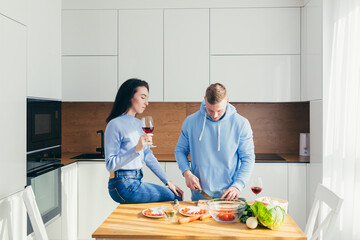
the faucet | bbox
[96,130,104,158]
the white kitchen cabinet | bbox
[164,9,209,102]
[308,100,323,218]
[0,0,27,25]
[61,163,78,240]
[45,217,62,240]
[27,0,62,100]
[141,162,166,186]
[165,162,192,201]
[0,15,26,200]
[211,55,300,102]
[62,10,118,56]
[77,162,118,240]
[0,191,27,240]
[301,0,322,101]
[62,56,118,102]
[240,163,288,202]
[210,8,300,54]
[118,9,163,102]
[288,163,307,231]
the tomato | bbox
[221,214,229,221]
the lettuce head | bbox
[251,202,286,229]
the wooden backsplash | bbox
[62,102,309,155]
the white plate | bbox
[142,208,165,218]
[179,206,207,217]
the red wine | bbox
[251,186,262,195]
[142,127,154,134]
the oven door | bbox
[27,163,62,235]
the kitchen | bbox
[0,0,359,239]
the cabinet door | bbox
[301,0,322,101]
[165,162,192,201]
[211,8,300,54]
[164,9,209,102]
[27,0,62,100]
[141,162,166,186]
[211,55,300,102]
[0,0,27,24]
[62,56,118,101]
[78,162,118,240]
[61,163,78,240]
[119,10,163,102]
[240,163,288,202]
[62,10,117,55]
[288,163,307,231]
[0,15,26,199]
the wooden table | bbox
[92,201,307,240]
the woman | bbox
[105,78,183,204]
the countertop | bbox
[92,201,307,240]
[61,152,309,166]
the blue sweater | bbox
[105,114,169,184]
[175,101,255,200]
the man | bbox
[175,83,255,201]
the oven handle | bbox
[27,163,63,178]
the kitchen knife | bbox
[194,186,212,199]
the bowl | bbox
[206,199,246,223]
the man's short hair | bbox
[205,83,227,104]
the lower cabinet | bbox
[288,163,307,231]
[56,161,306,240]
[61,163,78,240]
[77,162,118,240]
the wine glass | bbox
[141,116,156,148]
[251,177,263,200]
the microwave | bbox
[27,98,61,152]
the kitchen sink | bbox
[71,153,105,159]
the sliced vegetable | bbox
[246,217,258,229]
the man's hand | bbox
[183,170,201,191]
[221,186,240,201]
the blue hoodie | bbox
[175,100,255,200]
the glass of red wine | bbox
[251,177,263,199]
[141,116,156,148]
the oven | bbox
[26,98,62,235]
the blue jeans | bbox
[108,169,182,204]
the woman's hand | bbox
[183,170,202,191]
[135,134,153,152]
[166,181,184,200]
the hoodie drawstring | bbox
[199,112,207,141]
[218,122,221,151]
[198,112,221,151]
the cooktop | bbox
[255,153,285,161]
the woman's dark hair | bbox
[106,78,149,123]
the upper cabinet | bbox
[302,0,322,101]
[62,10,117,55]
[210,8,301,102]
[211,55,300,102]
[210,8,300,55]
[62,10,118,101]
[164,9,209,102]
[0,15,27,199]
[27,0,62,100]
[118,10,163,101]
[0,0,27,25]
[62,56,117,101]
